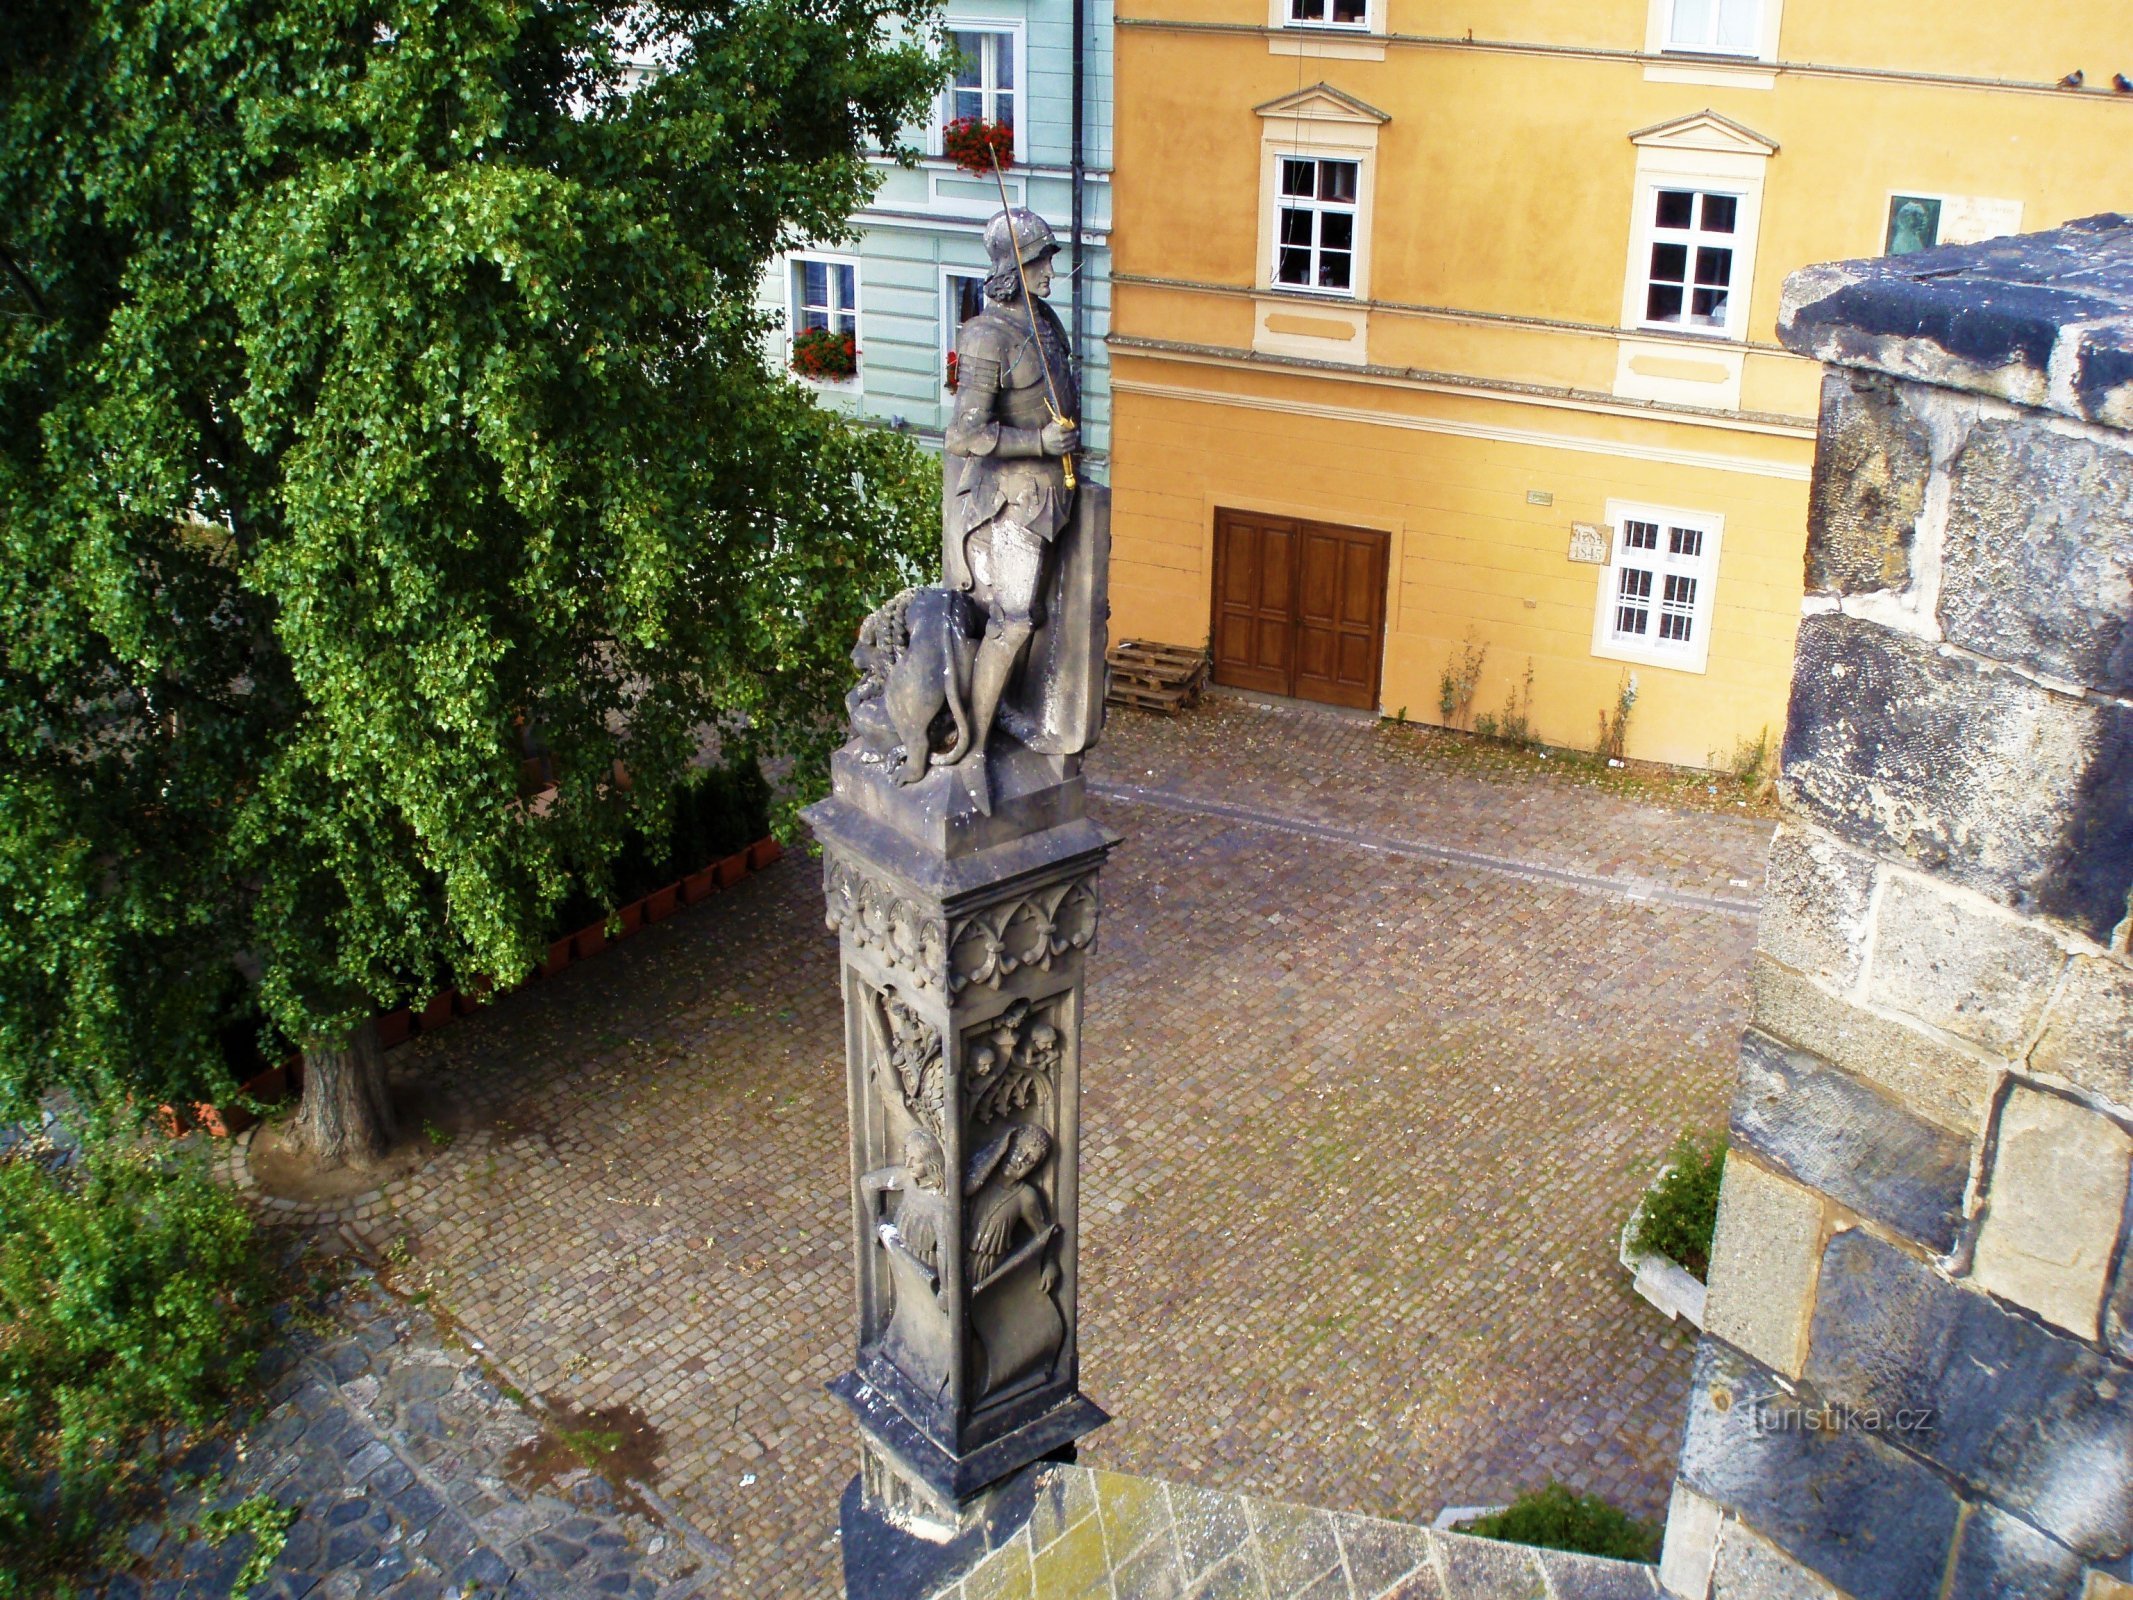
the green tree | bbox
[0,1,945,1163]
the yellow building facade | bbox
[1106,0,2133,766]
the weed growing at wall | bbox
[1595,671,1638,762]
[1438,633,1488,730]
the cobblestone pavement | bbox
[266,700,1769,1599]
[94,1241,716,1600]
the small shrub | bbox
[0,1138,274,1593]
[1630,1130,1728,1281]
[1438,632,1488,730]
[1463,1482,1659,1562]
[1498,659,1538,748]
[1595,670,1638,762]
[1721,726,1777,793]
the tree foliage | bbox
[0,0,946,1123]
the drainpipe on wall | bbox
[1070,0,1087,389]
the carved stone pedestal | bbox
[804,751,1115,1576]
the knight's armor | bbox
[944,293,1079,579]
[944,206,1077,617]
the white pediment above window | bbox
[1628,109,1777,157]
[1253,82,1392,127]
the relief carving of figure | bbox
[861,1127,954,1393]
[963,1123,1064,1400]
[862,985,946,1139]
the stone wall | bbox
[1659,216,2133,1600]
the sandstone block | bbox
[1971,1086,2132,1339]
[1947,1505,2084,1600]
[1751,956,1997,1133]
[1759,827,1877,991]
[1709,1518,1846,1600]
[1678,1337,1960,1600]
[1865,873,2067,1054]
[1657,1483,1722,1600]
[1804,370,1931,596]
[1731,1028,1973,1253]
[2031,956,2133,1109]
[1806,1229,2133,1560]
[1778,215,2133,431]
[1703,1155,1825,1379]
[1940,417,2133,694]
[1781,612,2133,945]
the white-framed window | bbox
[1664,0,1761,54]
[1273,155,1360,295]
[787,252,860,386]
[941,269,987,394]
[937,26,1021,156]
[1286,0,1368,27]
[1641,187,1742,334]
[1591,501,1723,673]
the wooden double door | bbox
[1211,510,1390,710]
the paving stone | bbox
[1729,1028,1972,1252]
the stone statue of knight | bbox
[943,208,1090,803]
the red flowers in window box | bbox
[945,349,960,391]
[943,116,1014,175]
[791,326,858,380]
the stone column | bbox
[1659,216,2133,1599]
[805,484,1117,1586]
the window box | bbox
[791,326,858,381]
[943,115,1014,176]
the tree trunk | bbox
[291,1017,396,1167]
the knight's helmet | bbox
[983,207,1060,278]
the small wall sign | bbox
[1569,521,1608,564]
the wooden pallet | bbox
[1106,639,1210,714]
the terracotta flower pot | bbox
[747,837,783,871]
[542,938,574,978]
[616,900,645,937]
[645,884,681,923]
[376,1008,415,1049]
[455,978,493,1016]
[419,991,456,1031]
[682,866,719,904]
[715,852,748,889]
[573,923,608,960]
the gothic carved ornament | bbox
[947,875,1099,995]
[824,854,948,992]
